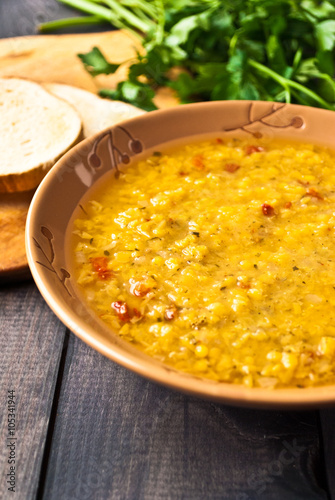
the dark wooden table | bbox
[1,2,335,499]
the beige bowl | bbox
[26,100,335,408]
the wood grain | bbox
[41,333,329,500]
[0,190,35,282]
[319,409,335,498]
[0,31,178,107]
[0,31,136,92]
[0,282,66,499]
[0,0,111,39]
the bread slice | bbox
[0,77,82,193]
[44,83,145,138]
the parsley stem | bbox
[56,0,150,38]
[284,90,291,103]
[249,59,334,110]
[288,79,334,109]
[290,88,313,107]
[121,0,158,20]
[102,0,155,33]
[57,0,113,21]
[38,15,104,32]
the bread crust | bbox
[0,77,82,193]
[0,143,82,193]
[44,82,145,138]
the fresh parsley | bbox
[40,0,335,111]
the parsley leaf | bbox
[78,47,120,76]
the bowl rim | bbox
[26,100,335,409]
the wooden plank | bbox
[0,282,66,499]
[0,0,102,38]
[41,332,329,500]
[0,30,139,97]
[0,28,177,109]
[319,409,335,500]
[0,191,35,282]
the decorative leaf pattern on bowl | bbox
[33,226,72,296]
[224,103,304,137]
[88,126,143,178]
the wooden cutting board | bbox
[0,31,178,282]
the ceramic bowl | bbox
[26,100,335,408]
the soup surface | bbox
[71,137,335,388]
